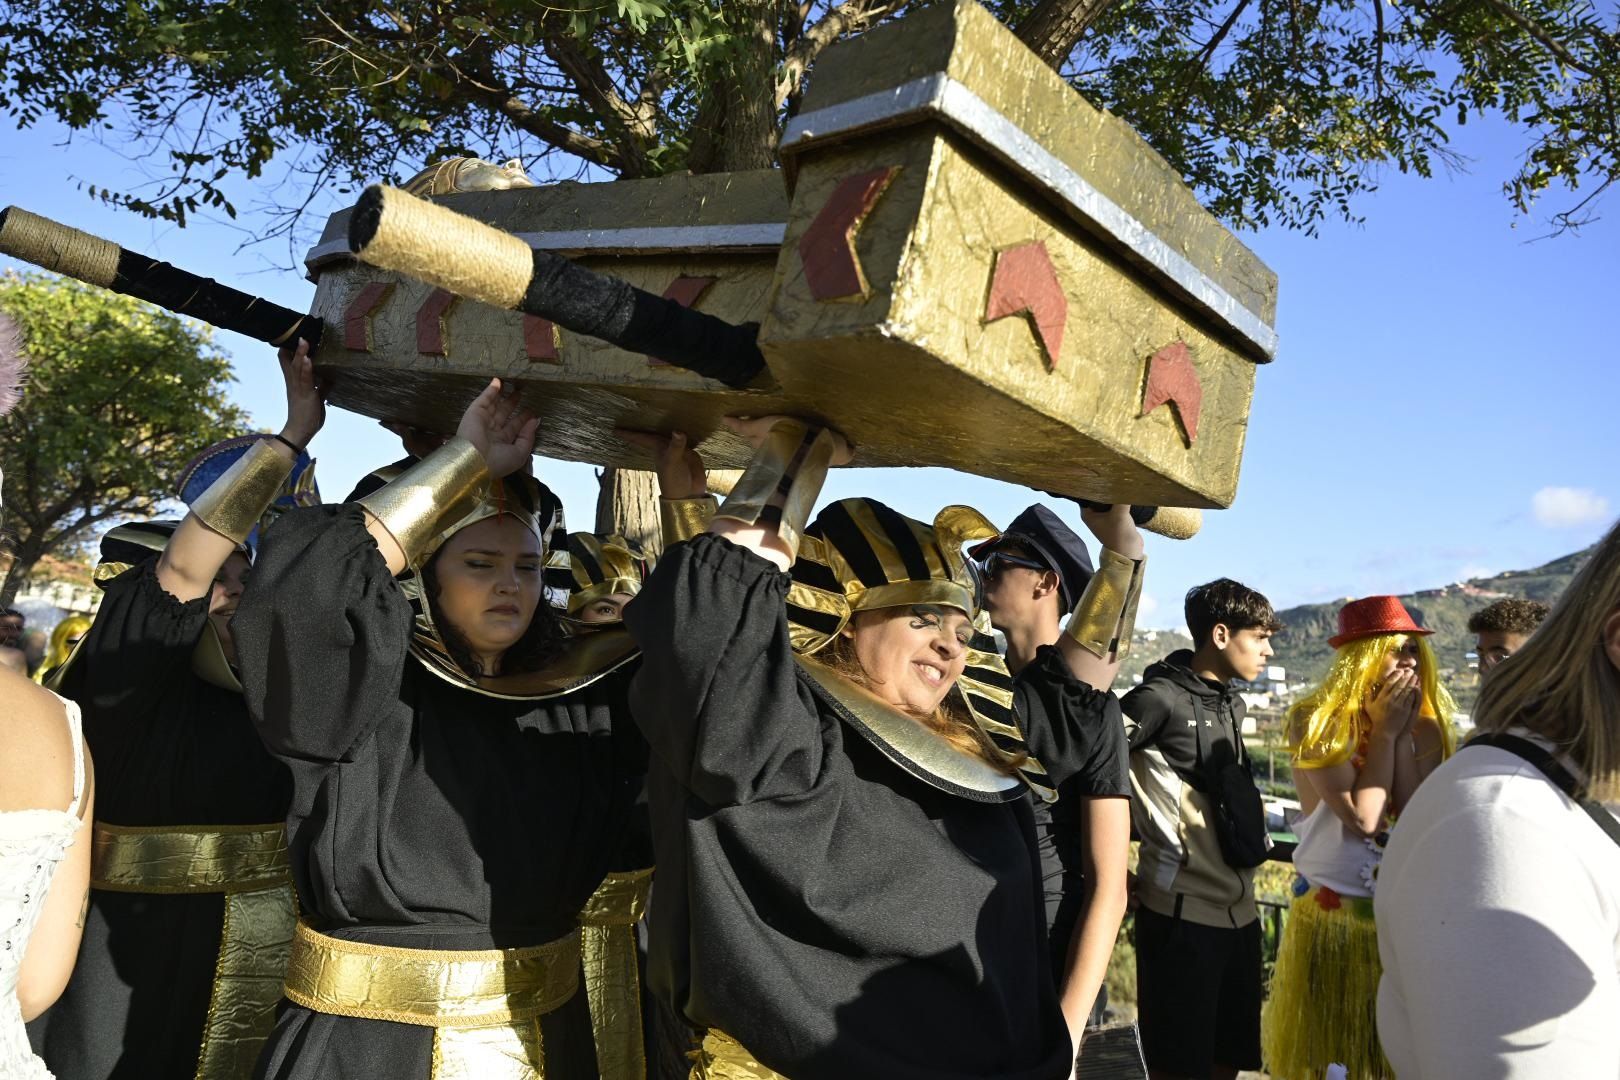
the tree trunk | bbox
[1014,0,1121,69]
[595,3,777,549]
[594,467,665,558]
[0,539,45,610]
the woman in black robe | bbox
[233,378,646,1080]
[622,417,1146,1080]
[31,344,324,1080]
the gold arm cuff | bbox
[188,438,294,545]
[660,495,719,545]
[355,436,489,568]
[91,822,290,894]
[1064,548,1146,660]
[713,420,836,559]
[283,920,580,1028]
[692,1029,788,1080]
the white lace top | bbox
[0,692,86,1080]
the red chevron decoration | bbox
[415,288,457,355]
[984,242,1066,369]
[342,282,394,352]
[648,276,717,366]
[523,315,560,362]
[1140,340,1203,445]
[798,166,901,302]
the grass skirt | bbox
[1261,886,1391,1080]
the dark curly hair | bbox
[1467,598,1550,635]
[422,550,566,678]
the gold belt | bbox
[89,822,297,1080]
[690,1029,787,1080]
[578,867,654,1080]
[284,920,583,1080]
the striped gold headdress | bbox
[786,498,1053,802]
[546,532,651,616]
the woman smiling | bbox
[623,417,1121,1080]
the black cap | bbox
[971,503,1094,611]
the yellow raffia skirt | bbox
[1261,886,1391,1080]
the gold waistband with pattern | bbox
[578,868,655,1080]
[91,821,291,894]
[283,920,581,1029]
[691,1029,788,1080]
[89,822,297,1080]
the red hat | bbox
[1329,596,1433,649]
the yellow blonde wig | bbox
[1287,633,1457,770]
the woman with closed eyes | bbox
[232,378,648,1080]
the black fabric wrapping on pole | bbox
[111,251,322,347]
[521,249,764,389]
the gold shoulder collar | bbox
[794,657,1025,804]
[410,626,639,701]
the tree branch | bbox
[456,51,623,172]
[543,35,651,175]
[1014,0,1125,70]
[777,0,912,112]
[1475,0,1606,78]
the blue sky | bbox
[2,110,1615,629]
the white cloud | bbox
[1138,593,1160,619]
[1531,486,1611,528]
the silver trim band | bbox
[780,74,1279,361]
[307,222,788,271]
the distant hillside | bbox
[1267,546,1592,706]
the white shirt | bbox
[1375,735,1620,1079]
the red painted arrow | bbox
[523,315,560,362]
[415,288,457,356]
[648,276,717,367]
[342,282,394,352]
[984,242,1067,369]
[1140,340,1203,445]
[798,166,901,302]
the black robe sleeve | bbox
[622,533,824,807]
[233,504,413,763]
[57,559,209,720]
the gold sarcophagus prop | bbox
[306,0,1277,507]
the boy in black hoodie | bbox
[1122,579,1280,1080]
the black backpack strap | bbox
[1468,733,1620,850]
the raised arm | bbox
[1297,671,1420,837]
[155,339,324,602]
[1054,503,1146,692]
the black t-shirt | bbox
[1012,644,1131,966]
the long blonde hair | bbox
[1287,633,1457,769]
[1475,518,1620,800]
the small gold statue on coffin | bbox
[303,0,1280,510]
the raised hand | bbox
[618,428,707,499]
[1078,501,1146,560]
[721,415,854,465]
[276,338,326,449]
[1368,668,1421,736]
[456,379,539,479]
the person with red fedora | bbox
[1261,596,1457,1079]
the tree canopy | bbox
[0,271,248,607]
[0,0,1614,241]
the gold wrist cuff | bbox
[356,437,489,567]
[189,438,294,544]
[713,420,836,559]
[660,495,718,545]
[1065,548,1146,659]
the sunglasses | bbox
[979,550,1049,577]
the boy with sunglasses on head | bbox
[975,503,1137,1050]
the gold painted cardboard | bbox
[305,0,1277,505]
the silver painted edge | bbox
[781,75,1279,361]
[305,222,788,271]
